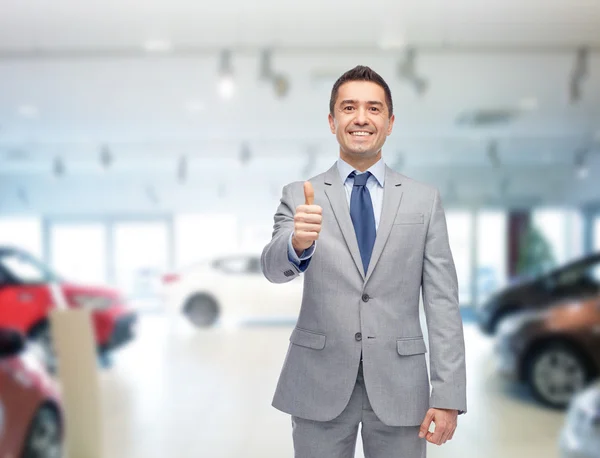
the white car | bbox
[162,253,303,327]
[559,379,600,458]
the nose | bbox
[353,107,368,125]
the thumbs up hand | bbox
[292,181,323,256]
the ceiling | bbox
[0,0,599,211]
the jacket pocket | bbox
[397,337,427,355]
[290,327,326,350]
[393,212,424,225]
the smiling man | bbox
[261,66,467,458]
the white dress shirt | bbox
[288,157,386,267]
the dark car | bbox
[477,252,600,335]
[494,295,600,409]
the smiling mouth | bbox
[349,131,373,137]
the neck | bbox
[340,150,382,172]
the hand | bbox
[418,408,458,446]
[292,181,322,256]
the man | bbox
[261,66,466,458]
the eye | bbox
[370,107,380,112]
[343,106,354,111]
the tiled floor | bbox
[99,313,566,458]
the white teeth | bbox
[350,132,371,136]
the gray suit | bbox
[261,162,467,454]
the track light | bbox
[218,49,235,99]
[569,47,589,104]
[259,48,290,98]
[574,147,590,180]
[53,157,65,177]
[177,155,187,184]
[99,144,113,170]
[487,139,501,168]
[398,47,428,97]
[239,142,251,165]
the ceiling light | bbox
[143,40,172,53]
[218,50,235,99]
[17,105,39,119]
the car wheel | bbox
[525,342,591,409]
[29,324,57,374]
[21,406,62,458]
[183,295,220,327]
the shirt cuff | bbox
[288,233,316,268]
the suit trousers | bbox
[291,361,426,458]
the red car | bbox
[0,246,137,370]
[0,327,63,457]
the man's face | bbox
[328,81,395,159]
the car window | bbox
[215,257,252,275]
[0,252,58,284]
[556,261,600,287]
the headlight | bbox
[71,295,114,310]
[497,310,543,337]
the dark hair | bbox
[329,65,393,118]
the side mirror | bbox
[0,328,26,358]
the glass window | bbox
[50,223,107,285]
[476,211,507,305]
[533,209,584,266]
[113,221,168,299]
[174,214,238,269]
[0,218,43,260]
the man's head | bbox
[328,66,395,164]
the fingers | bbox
[294,222,322,233]
[425,422,456,446]
[294,212,322,224]
[296,204,322,215]
[418,410,434,439]
[304,181,314,205]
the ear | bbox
[386,114,395,136]
[328,113,336,134]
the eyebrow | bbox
[340,100,384,107]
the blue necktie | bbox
[349,171,376,274]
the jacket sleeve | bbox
[421,188,467,414]
[261,183,314,283]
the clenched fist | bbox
[292,181,323,256]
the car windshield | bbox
[0,251,61,284]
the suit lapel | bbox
[323,163,365,280]
[364,166,404,284]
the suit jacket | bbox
[261,162,467,427]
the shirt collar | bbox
[337,156,385,187]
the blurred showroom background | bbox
[0,1,600,457]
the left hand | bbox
[418,408,458,446]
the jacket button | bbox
[355,332,362,341]
[362,294,370,302]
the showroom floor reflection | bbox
[100,313,565,458]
